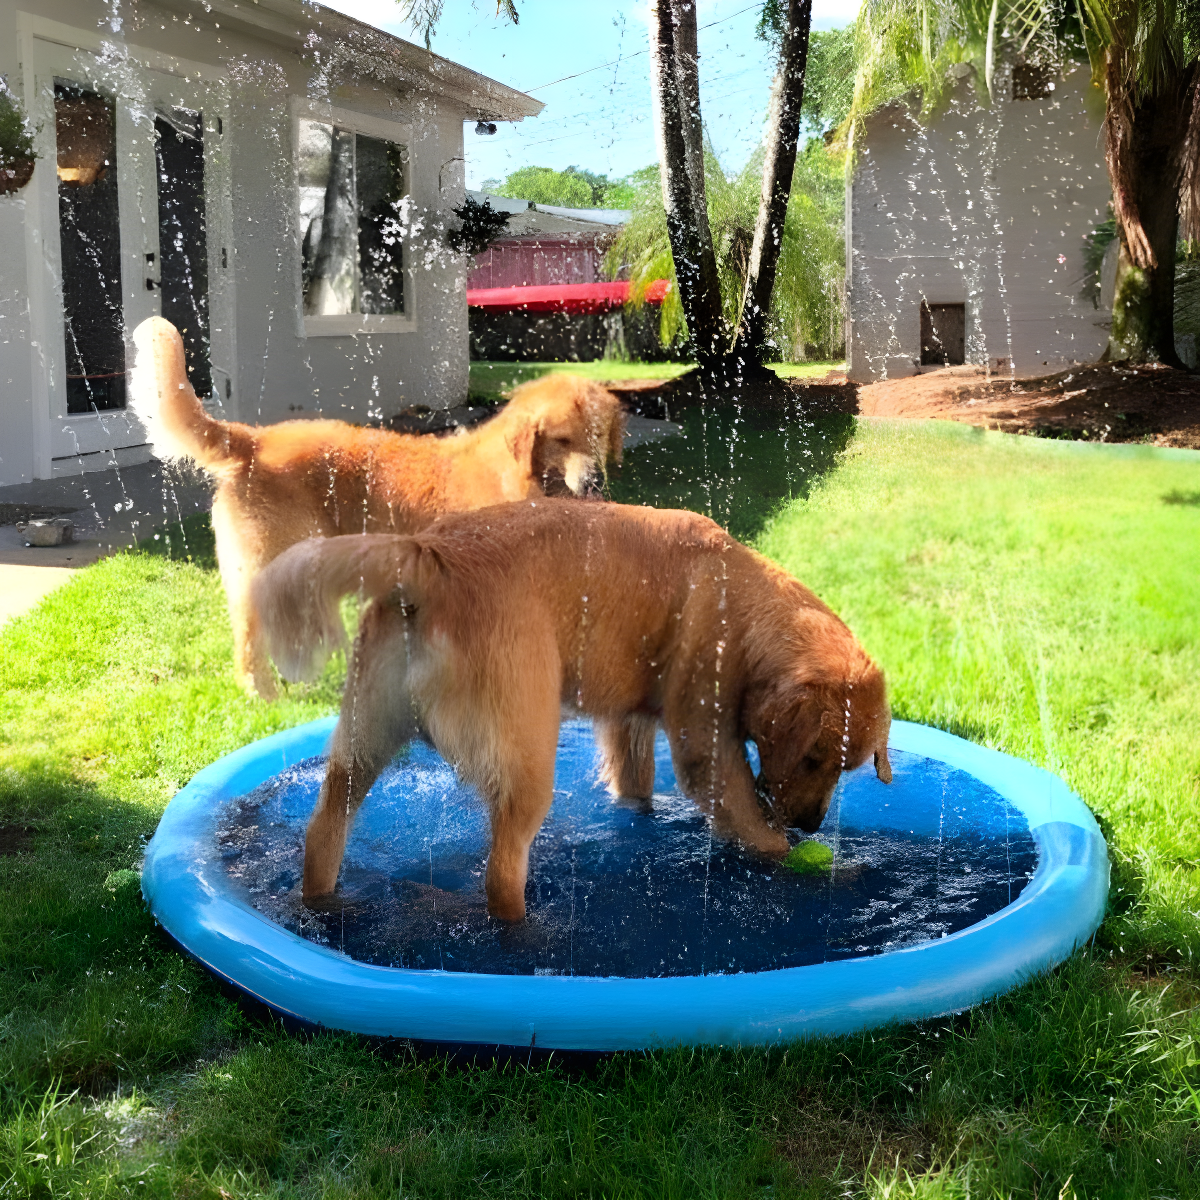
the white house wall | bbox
[0,0,478,486]
[847,62,1112,382]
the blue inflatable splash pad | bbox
[141,719,1108,1049]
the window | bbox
[55,81,125,413]
[297,116,409,328]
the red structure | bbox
[466,280,670,314]
[467,238,605,290]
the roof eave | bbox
[155,0,543,121]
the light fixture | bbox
[474,120,497,136]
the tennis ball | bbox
[783,841,833,876]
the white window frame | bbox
[292,98,415,338]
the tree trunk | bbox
[736,0,813,365]
[1105,59,1200,365]
[648,0,726,367]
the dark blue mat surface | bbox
[216,723,1037,979]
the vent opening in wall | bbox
[1012,63,1054,100]
[920,302,966,367]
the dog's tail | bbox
[251,534,426,683]
[129,317,253,471]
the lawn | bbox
[467,359,844,402]
[2,417,1199,1197]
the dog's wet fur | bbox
[130,317,625,697]
[252,500,891,921]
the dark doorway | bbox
[56,81,125,414]
[155,110,212,397]
[920,301,966,366]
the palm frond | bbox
[607,145,846,360]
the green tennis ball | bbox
[783,841,833,876]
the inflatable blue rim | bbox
[141,719,1109,1050]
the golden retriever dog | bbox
[251,500,892,921]
[129,317,625,698]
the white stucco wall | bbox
[0,0,521,485]
[847,61,1112,382]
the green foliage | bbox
[446,195,512,257]
[756,12,857,135]
[842,0,1198,139]
[488,164,632,209]
[606,144,846,361]
[0,86,36,166]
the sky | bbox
[319,0,861,189]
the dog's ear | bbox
[397,538,447,602]
[605,402,627,469]
[504,416,540,474]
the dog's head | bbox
[502,375,626,498]
[745,652,891,834]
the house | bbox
[466,192,627,290]
[464,192,666,361]
[0,0,540,487]
[846,59,1114,382]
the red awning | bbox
[466,279,670,314]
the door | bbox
[29,37,234,472]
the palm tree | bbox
[846,0,1200,366]
[402,0,818,391]
[648,0,815,383]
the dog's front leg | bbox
[303,601,420,902]
[666,712,789,859]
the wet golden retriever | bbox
[130,318,625,697]
[251,499,892,920]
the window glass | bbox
[298,119,407,317]
[55,81,125,413]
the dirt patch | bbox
[857,363,1200,447]
[775,1089,936,1183]
[470,361,1200,446]
[0,824,35,855]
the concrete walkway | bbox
[0,459,212,624]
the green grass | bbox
[467,359,844,402]
[2,418,1199,1196]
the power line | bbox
[524,2,765,93]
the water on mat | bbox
[215,722,1037,978]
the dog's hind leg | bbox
[211,495,281,700]
[595,714,657,801]
[303,601,420,902]
[473,682,561,922]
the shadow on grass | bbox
[138,508,217,570]
[0,763,242,1098]
[610,408,856,543]
[134,411,856,559]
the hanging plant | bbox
[445,195,511,257]
[0,88,37,194]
